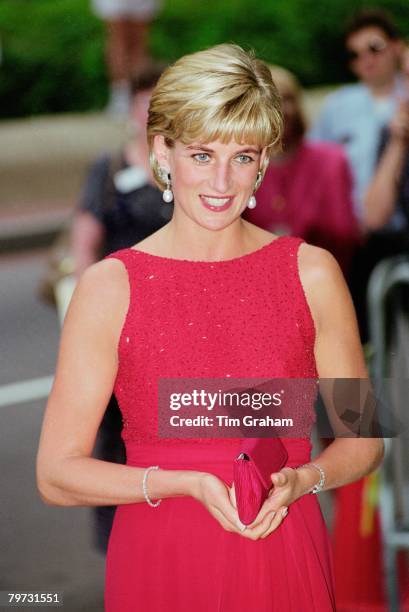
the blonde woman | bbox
[36,44,383,611]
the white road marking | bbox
[0,376,53,407]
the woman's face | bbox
[154,136,266,231]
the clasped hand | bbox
[195,467,301,540]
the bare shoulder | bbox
[296,242,354,334]
[297,242,344,286]
[63,258,130,347]
[74,257,129,301]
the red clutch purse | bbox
[233,438,288,525]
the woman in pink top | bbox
[244,66,360,274]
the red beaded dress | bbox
[104,235,335,611]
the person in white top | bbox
[310,8,405,221]
[310,8,406,343]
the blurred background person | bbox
[243,65,359,276]
[310,9,406,346]
[310,8,405,224]
[347,45,409,355]
[91,0,163,116]
[364,44,409,234]
[71,61,170,276]
[70,61,172,554]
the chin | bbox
[194,213,236,232]
[199,219,232,232]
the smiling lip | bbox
[200,195,235,212]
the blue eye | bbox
[193,153,210,163]
[236,155,253,163]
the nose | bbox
[209,161,232,194]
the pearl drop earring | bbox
[247,195,257,209]
[247,171,262,209]
[162,172,174,203]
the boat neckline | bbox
[126,235,288,265]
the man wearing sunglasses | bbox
[310,9,405,221]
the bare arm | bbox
[364,139,407,230]
[36,259,243,530]
[364,104,409,231]
[70,211,106,279]
[36,259,204,506]
[294,245,384,496]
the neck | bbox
[158,215,264,261]
[367,75,396,98]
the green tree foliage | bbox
[0,0,105,117]
[1,0,409,118]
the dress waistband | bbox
[125,439,312,469]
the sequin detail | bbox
[104,236,317,446]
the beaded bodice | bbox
[105,236,317,446]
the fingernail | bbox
[237,521,247,531]
[281,507,288,518]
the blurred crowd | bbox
[42,3,409,610]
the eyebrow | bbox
[186,144,261,154]
[347,37,388,51]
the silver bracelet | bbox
[142,465,162,507]
[297,462,326,494]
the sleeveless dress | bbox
[104,235,336,611]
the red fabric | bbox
[243,141,360,274]
[233,438,288,525]
[333,480,385,610]
[333,479,409,612]
[104,236,336,611]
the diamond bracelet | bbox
[142,465,162,507]
[297,462,326,494]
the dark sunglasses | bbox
[346,39,389,62]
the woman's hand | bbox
[192,472,248,534]
[229,467,302,541]
[229,465,317,540]
[228,482,287,540]
[268,466,307,506]
[193,465,316,540]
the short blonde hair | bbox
[147,43,283,189]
